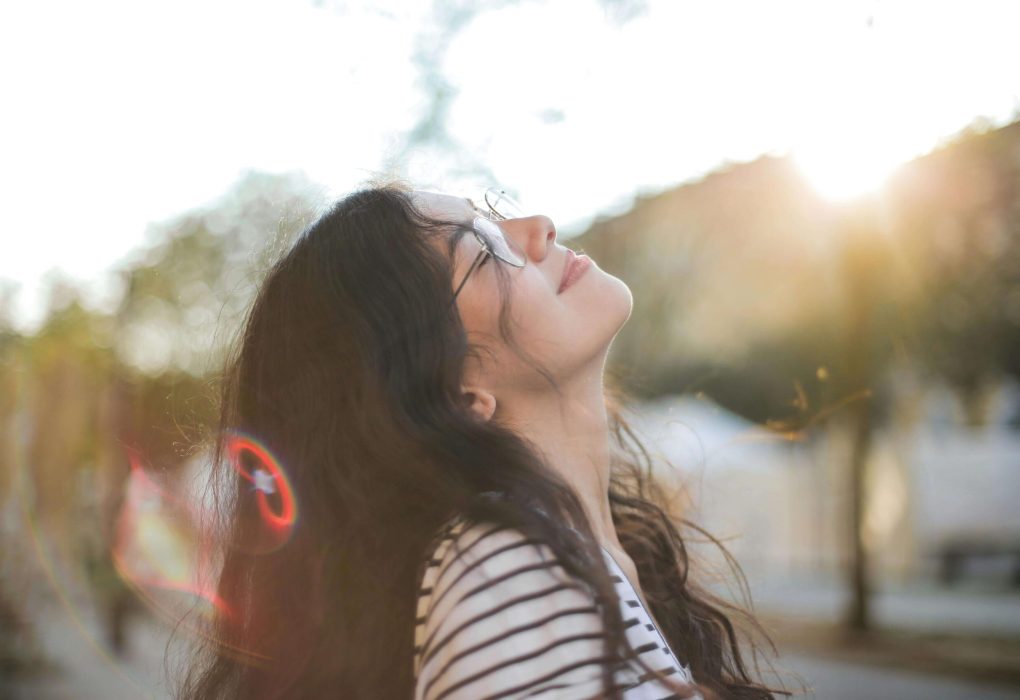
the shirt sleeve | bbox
[413,520,619,700]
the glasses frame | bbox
[483,187,526,221]
[450,190,527,302]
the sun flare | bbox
[792,140,907,202]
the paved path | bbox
[10,602,172,700]
[10,603,1020,699]
[747,574,1020,637]
[780,653,1020,700]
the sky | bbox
[2,0,1019,331]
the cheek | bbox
[458,276,549,358]
[456,280,505,340]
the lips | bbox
[557,249,578,294]
[557,249,591,294]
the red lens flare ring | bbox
[226,434,296,532]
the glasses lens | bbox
[484,188,526,221]
[474,217,525,266]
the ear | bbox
[460,385,497,422]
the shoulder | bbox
[413,517,611,700]
[414,516,598,641]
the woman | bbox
[179,184,780,699]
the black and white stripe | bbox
[413,517,699,700]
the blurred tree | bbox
[0,280,21,505]
[377,0,651,182]
[22,277,117,560]
[575,120,1020,428]
[0,170,322,663]
[0,283,38,680]
[114,170,322,378]
[574,155,868,423]
[572,117,1020,633]
[889,120,1020,425]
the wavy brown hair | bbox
[176,184,784,699]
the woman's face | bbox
[414,191,633,397]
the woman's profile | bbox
[178,184,781,699]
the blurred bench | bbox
[937,537,1020,586]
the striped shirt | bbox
[413,516,700,700]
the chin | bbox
[572,267,633,346]
[605,273,633,330]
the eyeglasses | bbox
[483,187,526,222]
[451,188,528,302]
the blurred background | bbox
[2,0,1020,698]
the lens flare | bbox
[225,431,297,546]
[109,438,295,666]
[111,450,229,620]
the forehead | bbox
[412,190,475,220]
[412,190,484,264]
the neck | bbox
[495,356,622,551]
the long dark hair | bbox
[177,184,782,699]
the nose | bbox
[504,215,557,263]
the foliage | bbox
[577,119,1020,430]
[114,170,323,377]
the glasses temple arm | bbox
[451,248,489,302]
